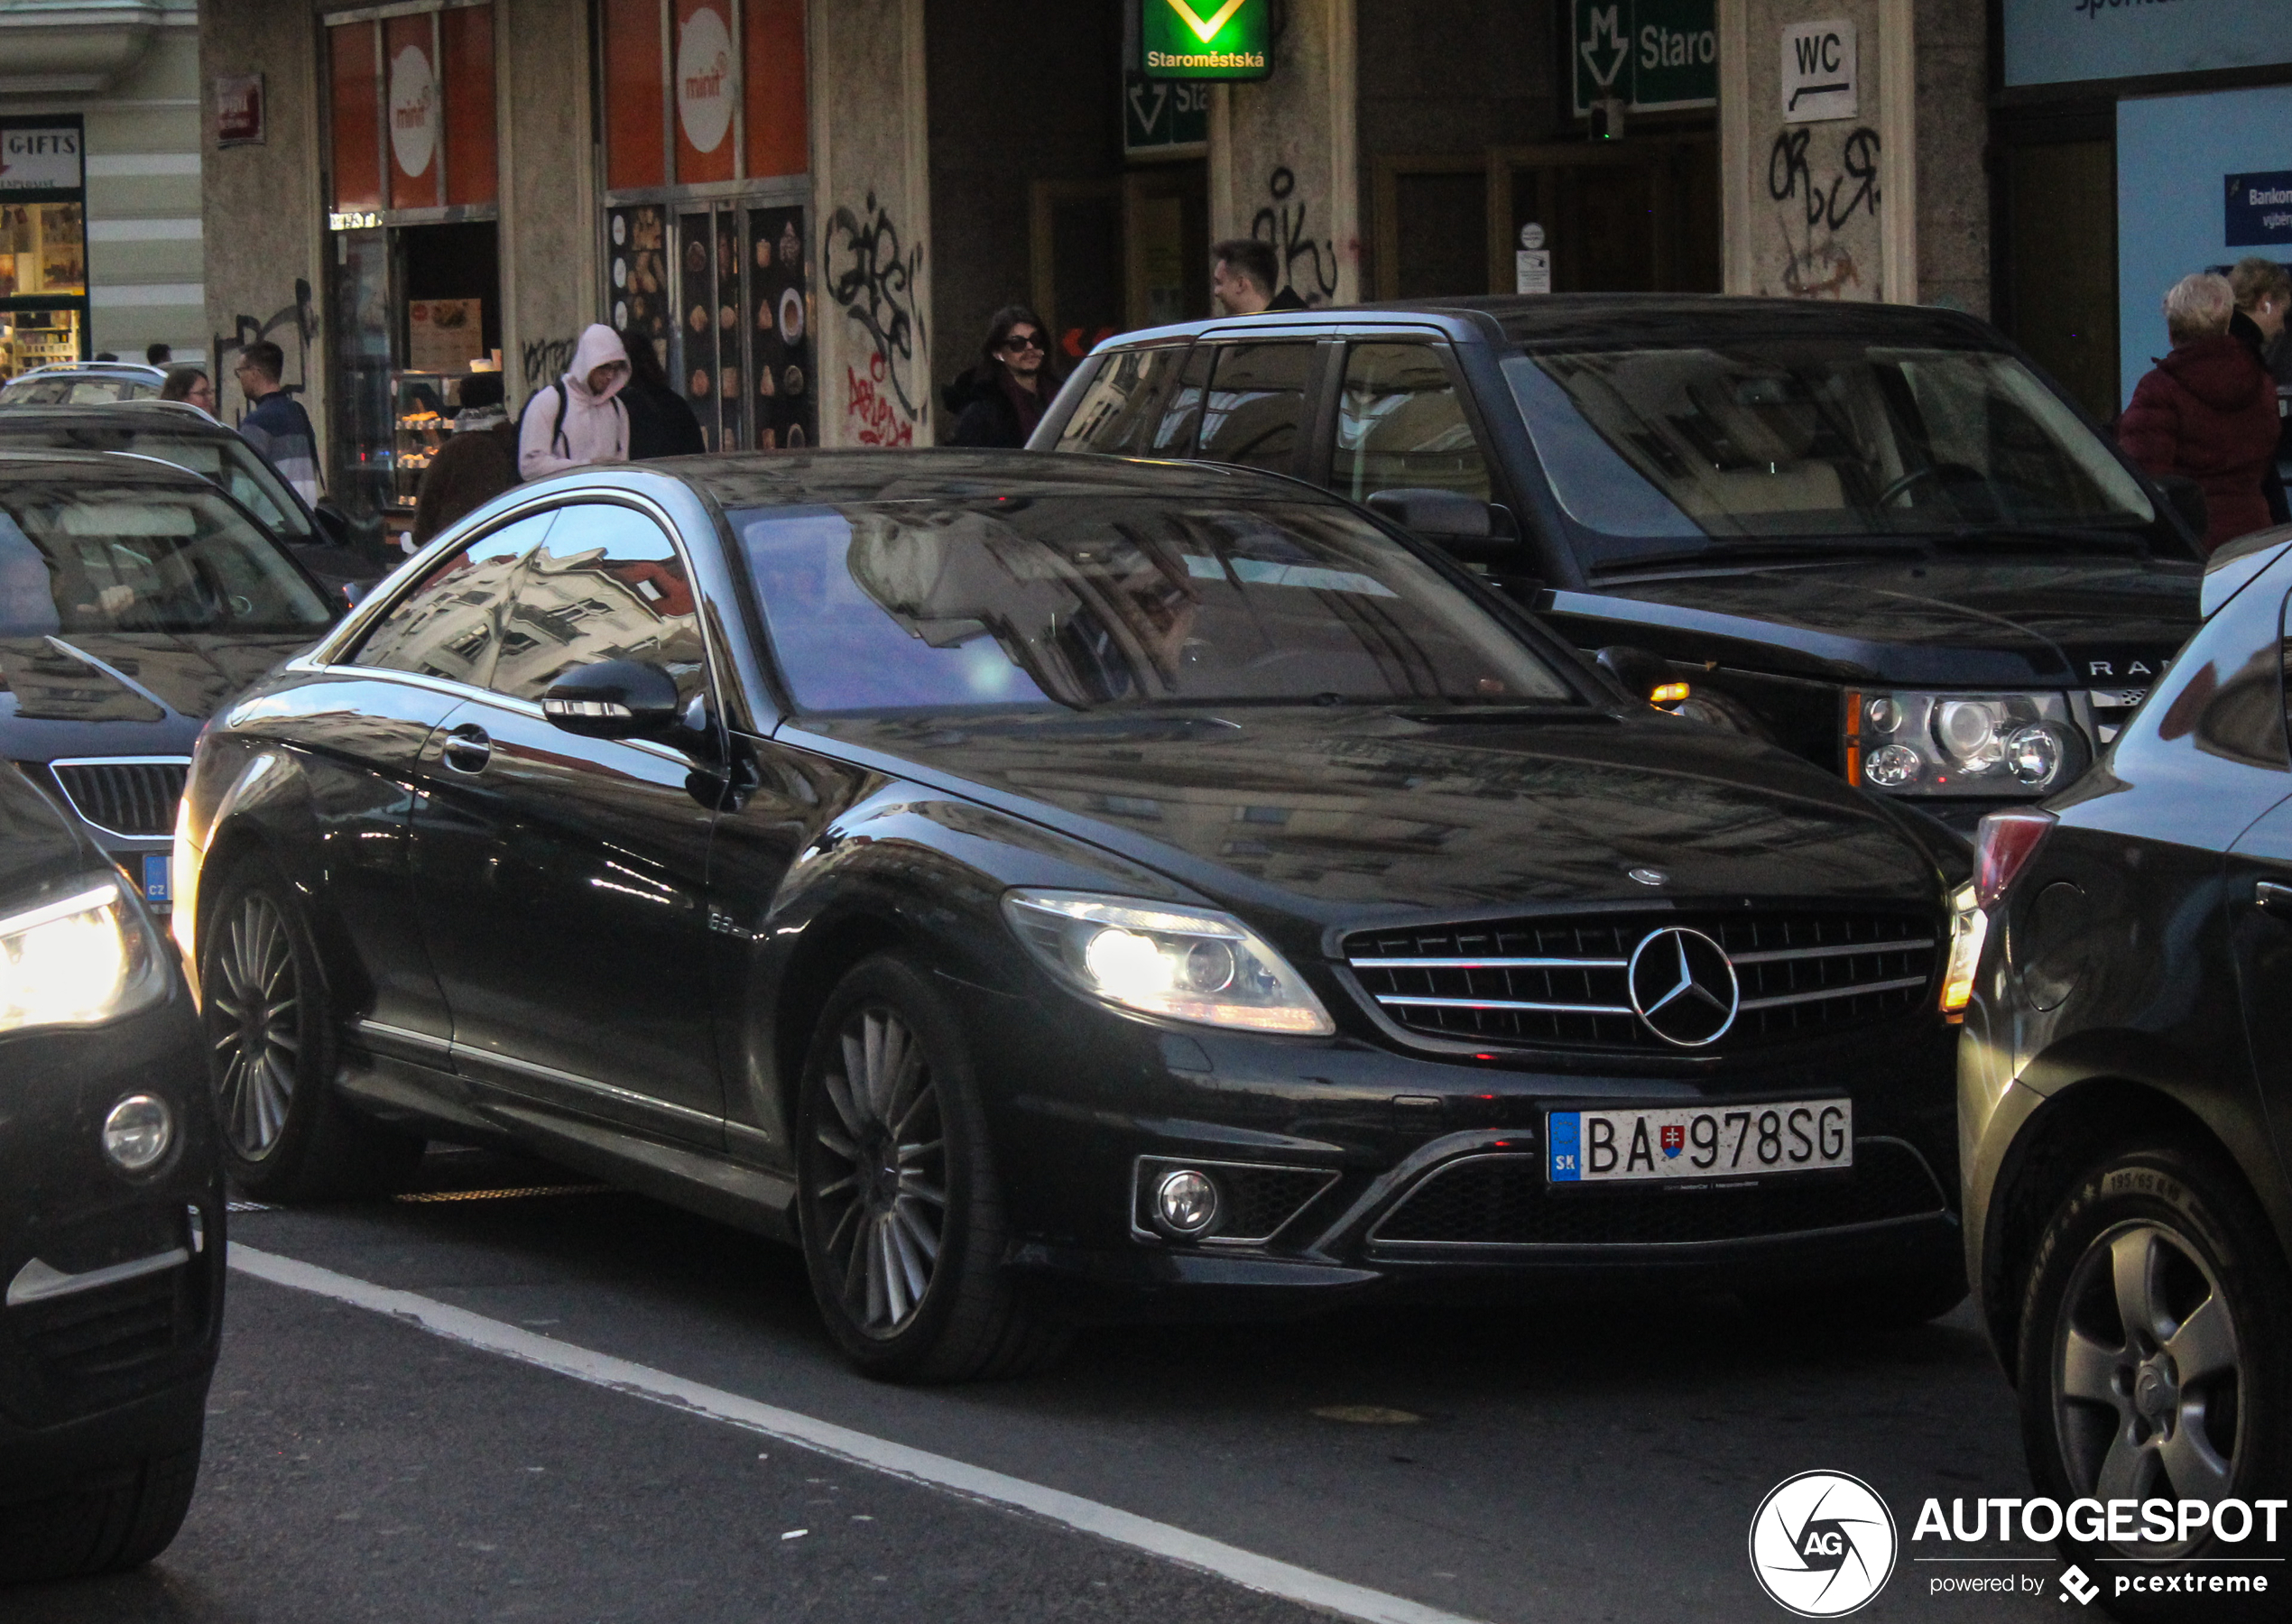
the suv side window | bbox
[1334,343,1493,503]
[1151,345,1213,456]
[487,501,710,706]
[1056,347,1187,455]
[1197,343,1317,474]
[349,509,557,687]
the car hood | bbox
[0,761,97,900]
[793,708,1944,935]
[0,632,311,736]
[1548,554,2199,687]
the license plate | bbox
[141,852,171,908]
[1548,1100,1852,1185]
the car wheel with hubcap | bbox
[796,954,1067,1382]
[199,863,424,1202]
[2016,1144,2290,1617]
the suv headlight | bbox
[1847,690,2088,797]
[1003,890,1335,1036]
[0,880,170,1035]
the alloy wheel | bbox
[809,1007,947,1338]
[208,891,303,1160]
[2053,1219,2245,1549]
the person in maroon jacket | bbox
[2117,272,2281,553]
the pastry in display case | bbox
[393,371,458,507]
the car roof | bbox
[0,446,222,487]
[637,447,1348,509]
[1093,292,2002,354]
[9,361,171,383]
[0,401,235,439]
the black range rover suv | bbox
[1037,296,2212,833]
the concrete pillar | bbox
[811,0,936,447]
[498,0,599,409]
[198,0,325,439]
[1719,0,1917,303]
[1209,0,1359,308]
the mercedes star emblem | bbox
[1627,867,1669,887]
[1627,927,1740,1047]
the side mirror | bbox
[310,502,351,548]
[1366,488,1520,564]
[341,579,372,607]
[2156,475,2208,541]
[1596,644,1686,705]
[541,659,682,740]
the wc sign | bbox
[1781,19,1859,124]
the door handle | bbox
[2255,881,2292,916]
[441,725,492,774]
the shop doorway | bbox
[2001,141,2119,424]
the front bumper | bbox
[970,982,1961,1313]
[0,985,226,1497]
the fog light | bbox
[102,1093,172,1174]
[1864,743,1924,788]
[1155,1168,1219,1235]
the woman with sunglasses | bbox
[941,304,1063,448]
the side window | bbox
[487,502,710,707]
[1151,345,1212,456]
[1197,343,1317,475]
[1056,347,1186,455]
[349,510,556,686]
[1334,343,1492,503]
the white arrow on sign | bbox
[1128,78,1169,138]
[1580,4,1629,90]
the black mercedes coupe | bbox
[178,451,1974,1380]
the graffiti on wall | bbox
[522,336,578,392]
[1251,167,1337,306]
[1765,126,1881,300]
[825,192,926,446]
[212,279,318,409]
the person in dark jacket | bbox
[617,328,707,458]
[411,370,520,547]
[942,306,1062,449]
[234,340,322,506]
[1211,238,1306,315]
[2228,256,2291,524]
[2118,272,2281,554]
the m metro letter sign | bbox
[1142,0,1271,80]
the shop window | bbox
[605,0,668,192]
[329,23,383,211]
[744,0,807,180]
[441,6,497,207]
[328,6,498,214]
[385,14,441,212]
[605,0,809,190]
[1,119,91,374]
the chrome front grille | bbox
[45,757,189,838]
[1345,909,1939,1051]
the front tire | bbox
[795,955,1067,1382]
[2016,1144,2291,1618]
[0,1443,201,1584]
[200,863,424,1202]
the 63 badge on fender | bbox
[1549,1101,1853,1185]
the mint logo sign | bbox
[1572,0,1716,116]
[1749,1472,1897,1618]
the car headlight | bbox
[1940,881,1987,1014]
[1846,690,2088,797]
[0,880,169,1035]
[1002,890,1335,1036]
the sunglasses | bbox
[999,333,1045,355]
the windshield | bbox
[734,497,1575,715]
[1503,342,2156,566]
[0,479,334,636]
[0,424,311,540]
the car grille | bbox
[1370,1140,1946,1250]
[44,758,189,838]
[1343,909,1938,1051]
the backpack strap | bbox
[551,380,571,458]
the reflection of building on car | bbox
[1963,521,2292,1599]
[0,362,166,406]
[180,451,1972,1386]
[1040,298,2209,831]
[0,761,225,1586]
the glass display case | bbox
[393,371,459,507]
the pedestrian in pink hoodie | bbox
[517,323,633,480]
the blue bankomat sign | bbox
[2227,171,2292,248]
[2005,0,2292,88]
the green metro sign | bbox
[1141,0,1271,81]
[1574,0,1716,115]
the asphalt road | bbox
[11,1146,2074,1624]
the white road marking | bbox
[230,1244,1484,1624]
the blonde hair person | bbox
[2162,272,2237,346]
[2120,272,2279,552]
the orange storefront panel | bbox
[329,23,382,211]
[605,0,667,190]
[673,1,736,185]
[743,0,805,180]
[441,4,498,206]
[384,14,439,210]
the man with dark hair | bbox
[145,342,172,367]
[234,339,322,506]
[1211,237,1306,316]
